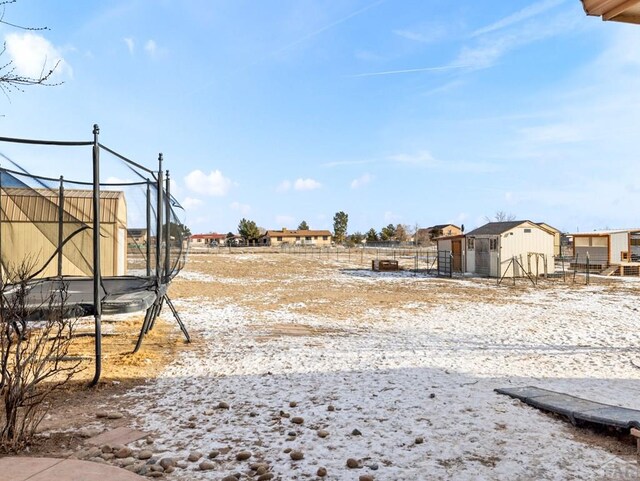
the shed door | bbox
[476,238,490,276]
[452,240,462,272]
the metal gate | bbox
[476,238,490,276]
[438,250,452,277]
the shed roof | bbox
[466,221,532,236]
[1,188,125,224]
[582,0,640,24]
[572,228,640,236]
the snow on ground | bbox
[125,255,640,480]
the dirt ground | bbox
[8,250,639,470]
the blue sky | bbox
[1,0,639,235]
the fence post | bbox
[90,124,102,387]
[586,252,590,285]
[57,175,64,277]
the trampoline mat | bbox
[496,385,640,429]
[2,276,164,319]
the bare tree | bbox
[485,211,516,223]
[0,0,62,99]
[0,260,82,451]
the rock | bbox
[279,411,290,418]
[291,417,304,425]
[120,457,136,467]
[187,451,203,462]
[101,444,113,454]
[351,429,362,436]
[159,457,176,470]
[199,460,216,470]
[415,436,424,444]
[148,472,164,478]
[317,429,330,438]
[124,465,138,473]
[327,405,335,412]
[368,463,379,470]
[204,409,214,415]
[89,457,106,464]
[317,467,327,477]
[188,415,197,421]
[176,461,188,469]
[107,412,124,419]
[96,411,110,419]
[429,393,436,399]
[217,401,230,409]
[288,431,297,437]
[289,401,297,408]
[283,448,292,454]
[249,412,258,417]
[257,474,274,480]
[359,476,374,481]
[221,476,239,481]
[101,453,115,461]
[164,466,175,474]
[79,428,102,438]
[149,465,164,472]
[235,451,252,461]
[208,450,220,459]
[346,458,360,469]
[138,450,153,460]
[115,447,133,459]
[255,465,269,475]
[136,466,149,476]
[290,450,304,461]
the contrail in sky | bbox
[272,0,387,56]
[349,64,471,78]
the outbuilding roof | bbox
[265,229,332,237]
[466,221,531,236]
[582,0,640,24]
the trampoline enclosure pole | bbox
[58,176,64,277]
[156,154,163,284]
[146,181,151,277]
[165,171,171,280]
[90,124,102,387]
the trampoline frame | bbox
[0,124,190,386]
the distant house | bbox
[465,221,555,278]
[261,228,332,247]
[127,228,147,246]
[572,229,640,268]
[416,224,462,245]
[190,233,226,247]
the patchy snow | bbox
[125,258,640,480]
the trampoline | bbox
[0,125,191,385]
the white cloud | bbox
[124,37,135,54]
[276,180,291,192]
[389,150,439,166]
[144,39,158,57]
[294,178,322,191]
[275,215,295,227]
[393,23,448,44]
[182,197,203,210]
[230,201,251,215]
[104,176,132,184]
[5,32,72,79]
[350,173,372,189]
[184,169,232,196]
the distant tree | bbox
[297,220,309,230]
[486,211,516,222]
[380,224,396,241]
[238,218,260,243]
[348,231,364,246]
[225,231,235,246]
[333,211,348,244]
[0,1,62,99]
[164,221,191,240]
[365,228,379,242]
[395,224,409,242]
